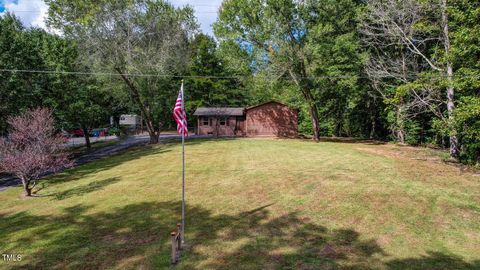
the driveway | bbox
[0,133,208,191]
[66,135,118,147]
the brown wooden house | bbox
[193,101,298,137]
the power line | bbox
[0,68,478,80]
[0,68,243,79]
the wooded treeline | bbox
[0,0,478,164]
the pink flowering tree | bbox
[0,108,72,196]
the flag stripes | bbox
[173,83,188,136]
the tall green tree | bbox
[215,0,324,140]
[215,0,366,140]
[39,34,116,149]
[186,33,249,120]
[306,0,364,137]
[0,14,120,147]
[360,0,471,157]
[448,0,480,163]
[0,14,49,134]
[46,0,197,143]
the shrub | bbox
[0,108,72,196]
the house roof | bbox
[193,107,245,116]
[245,101,290,111]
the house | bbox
[193,101,298,137]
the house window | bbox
[220,117,229,126]
[202,117,209,126]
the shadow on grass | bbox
[318,137,388,145]
[1,201,478,269]
[5,136,377,193]
[0,139,188,191]
[386,252,480,270]
[55,146,170,181]
[53,177,121,200]
[44,138,238,188]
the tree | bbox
[360,0,460,155]
[447,0,480,163]
[440,0,459,157]
[0,14,116,147]
[0,14,49,134]
[454,96,480,164]
[38,34,116,149]
[360,0,431,143]
[62,78,113,149]
[186,34,250,121]
[0,108,72,197]
[214,0,323,140]
[46,0,197,143]
[306,0,364,137]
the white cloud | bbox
[0,0,48,29]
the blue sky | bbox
[0,0,222,35]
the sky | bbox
[0,0,222,35]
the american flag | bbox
[173,83,188,136]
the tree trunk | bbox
[397,127,405,144]
[445,69,458,157]
[147,126,159,144]
[441,0,460,158]
[301,78,321,141]
[396,105,406,144]
[335,120,342,137]
[115,68,159,144]
[370,117,376,139]
[20,176,31,197]
[25,186,32,197]
[82,126,91,149]
[308,100,321,141]
[288,69,320,141]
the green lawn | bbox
[1,139,479,269]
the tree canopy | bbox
[46,0,197,143]
[0,0,478,164]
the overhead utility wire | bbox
[0,69,244,79]
[0,68,478,80]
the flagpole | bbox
[181,80,185,244]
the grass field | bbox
[1,138,479,269]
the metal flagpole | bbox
[181,80,185,244]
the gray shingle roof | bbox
[193,107,245,116]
